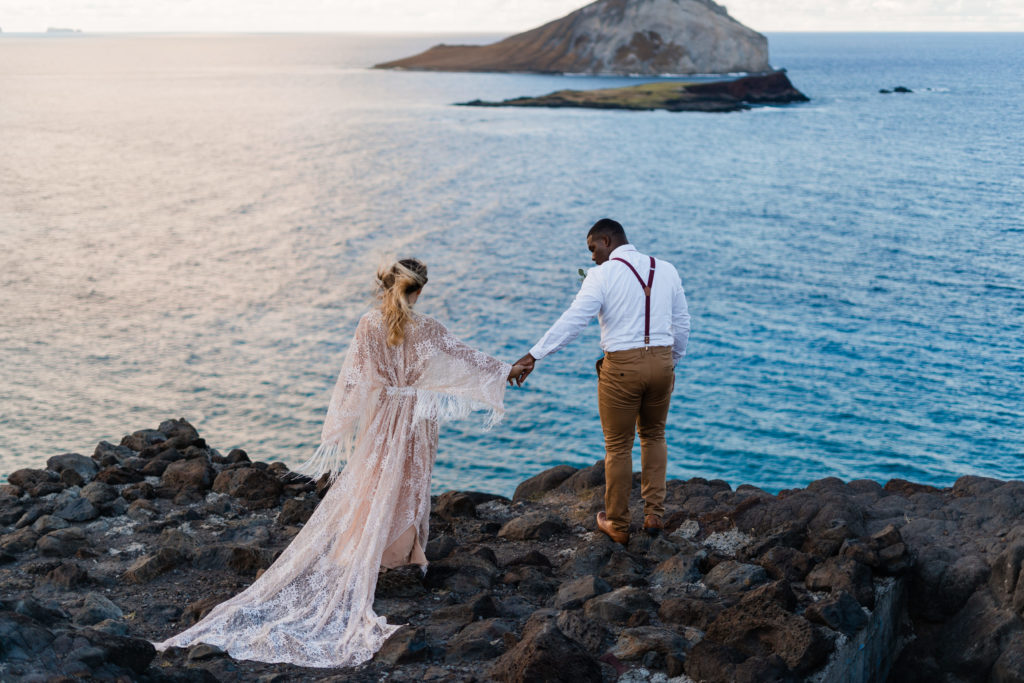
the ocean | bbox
[1,32,1021,497]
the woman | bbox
[152,258,527,667]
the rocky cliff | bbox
[3,419,1024,681]
[375,0,771,76]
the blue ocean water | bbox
[0,32,1021,496]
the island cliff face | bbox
[375,0,771,76]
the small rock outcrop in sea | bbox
[460,71,809,114]
[2,419,1024,681]
[374,0,771,76]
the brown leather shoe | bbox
[596,512,629,545]
[643,515,664,533]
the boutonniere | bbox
[577,268,587,286]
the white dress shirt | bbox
[530,244,691,364]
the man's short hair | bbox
[588,218,627,243]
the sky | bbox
[1,0,1022,33]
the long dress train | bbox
[150,309,511,667]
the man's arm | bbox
[514,267,604,380]
[671,271,690,366]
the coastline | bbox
[2,419,1022,681]
[458,71,810,114]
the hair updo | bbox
[376,258,428,346]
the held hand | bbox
[507,363,530,386]
[510,353,536,386]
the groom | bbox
[515,219,690,544]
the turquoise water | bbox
[1,32,1021,496]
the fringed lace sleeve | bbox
[412,317,512,428]
[293,314,379,482]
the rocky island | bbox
[3,419,1024,682]
[460,71,808,113]
[375,0,771,76]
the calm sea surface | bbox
[1,32,1022,496]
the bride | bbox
[151,258,527,667]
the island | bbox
[2,417,1023,681]
[460,70,809,113]
[375,0,771,76]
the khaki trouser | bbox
[597,346,674,535]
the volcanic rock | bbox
[694,600,831,678]
[489,611,602,682]
[658,592,723,630]
[80,480,117,507]
[433,490,478,518]
[121,429,167,451]
[36,527,86,557]
[584,586,657,623]
[121,481,155,502]
[93,465,143,485]
[277,496,316,525]
[1,527,41,553]
[498,512,566,541]
[193,544,277,576]
[163,458,215,492]
[54,496,99,523]
[558,460,606,493]
[611,625,692,660]
[212,467,282,508]
[424,553,498,594]
[44,562,90,589]
[806,556,875,609]
[554,575,612,610]
[375,626,431,667]
[804,590,868,636]
[93,440,136,466]
[8,418,1024,682]
[704,560,768,596]
[123,547,188,584]
[650,551,702,586]
[513,464,578,501]
[46,453,99,483]
[446,618,514,663]
[8,468,56,490]
[73,592,123,626]
[31,514,70,534]
[426,533,457,561]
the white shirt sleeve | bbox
[671,270,690,365]
[529,267,604,360]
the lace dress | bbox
[151,310,511,667]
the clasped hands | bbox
[506,353,537,387]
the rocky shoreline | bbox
[459,71,809,114]
[2,420,1023,682]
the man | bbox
[514,218,690,544]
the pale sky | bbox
[1,0,1022,33]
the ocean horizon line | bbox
[3,29,1023,36]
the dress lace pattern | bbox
[150,310,511,667]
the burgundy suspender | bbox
[612,256,656,345]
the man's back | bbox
[528,242,690,365]
[590,244,688,355]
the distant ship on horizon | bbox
[46,27,83,33]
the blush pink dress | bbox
[151,309,510,667]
